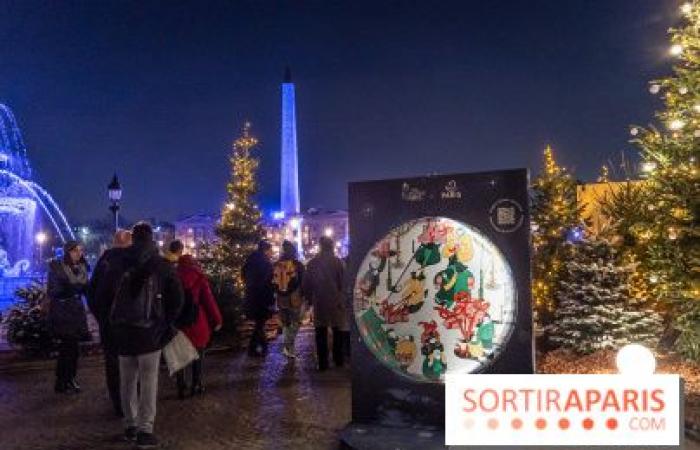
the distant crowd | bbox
[44,221,348,449]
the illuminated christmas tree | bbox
[216,122,264,295]
[531,145,582,325]
[547,239,662,354]
[628,1,700,361]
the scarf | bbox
[62,261,88,286]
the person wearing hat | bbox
[47,240,90,394]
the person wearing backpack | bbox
[87,229,132,416]
[47,240,90,394]
[170,240,223,399]
[110,222,184,449]
[273,240,304,359]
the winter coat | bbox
[87,247,129,351]
[176,255,223,349]
[302,251,347,328]
[111,242,184,356]
[272,258,304,310]
[47,258,90,340]
[87,247,128,324]
[242,250,275,320]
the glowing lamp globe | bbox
[108,174,122,202]
[670,44,684,56]
[616,344,656,375]
[35,231,48,245]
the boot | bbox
[67,379,82,393]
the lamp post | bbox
[108,174,122,231]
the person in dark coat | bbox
[110,222,184,448]
[173,249,223,398]
[87,229,132,416]
[47,240,90,394]
[303,236,347,371]
[242,240,274,357]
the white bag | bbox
[163,331,199,376]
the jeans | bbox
[248,317,268,355]
[176,349,205,389]
[119,350,161,434]
[55,338,79,385]
[315,327,344,370]
[279,308,301,353]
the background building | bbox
[174,214,219,256]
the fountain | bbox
[0,103,74,311]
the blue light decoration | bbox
[566,226,584,243]
[280,67,301,217]
[0,103,74,311]
[272,210,286,221]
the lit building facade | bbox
[265,208,348,259]
[174,214,219,256]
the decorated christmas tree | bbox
[215,122,264,295]
[546,239,662,354]
[626,1,700,361]
[531,145,582,325]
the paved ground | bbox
[1,328,699,450]
[0,328,351,450]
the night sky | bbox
[0,1,679,223]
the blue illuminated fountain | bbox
[0,103,74,309]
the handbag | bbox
[48,295,90,340]
[163,330,199,376]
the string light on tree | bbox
[670,43,684,56]
[531,145,582,324]
[626,0,700,364]
[213,121,265,294]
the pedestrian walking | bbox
[302,236,347,371]
[272,240,305,359]
[47,240,90,394]
[110,222,184,448]
[87,229,132,416]
[170,240,223,399]
[242,240,275,357]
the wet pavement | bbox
[1,328,699,450]
[0,328,351,450]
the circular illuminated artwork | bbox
[353,217,517,383]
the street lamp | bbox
[108,173,122,231]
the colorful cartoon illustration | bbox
[436,294,491,359]
[414,221,451,268]
[353,217,516,383]
[386,329,418,371]
[423,344,446,380]
[401,271,427,313]
[419,321,447,380]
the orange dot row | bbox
[468,417,619,431]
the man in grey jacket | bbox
[303,236,347,371]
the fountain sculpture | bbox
[0,103,74,309]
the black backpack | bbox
[176,288,199,328]
[110,269,162,328]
